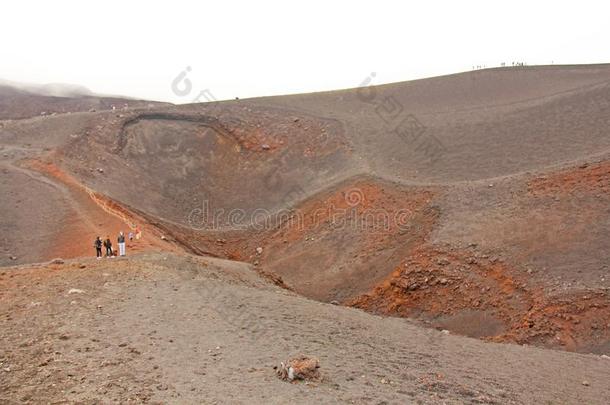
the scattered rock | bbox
[261,144,270,150]
[96,168,104,173]
[436,258,450,266]
[38,359,51,367]
[51,258,64,265]
[439,278,449,285]
[255,247,263,255]
[68,289,85,295]
[276,355,320,382]
[330,300,339,305]
[408,283,420,291]
[9,256,17,261]
[582,380,590,386]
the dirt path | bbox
[5,162,102,233]
[5,155,182,261]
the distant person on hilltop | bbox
[94,236,103,260]
[118,231,126,256]
[103,236,114,258]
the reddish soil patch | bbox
[348,245,610,351]
[528,160,610,195]
[263,181,435,243]
[254,179,437,301]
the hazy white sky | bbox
[2,0,609,103]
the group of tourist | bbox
[94,227,141,259]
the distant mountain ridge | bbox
[0,78,95,98]
[0,79,170,120]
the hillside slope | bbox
[1,64,609,351]
[1,254,609,404]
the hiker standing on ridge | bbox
[103,236,114,258]
[94,236,103,259]
[118,231,126,257]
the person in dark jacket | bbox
[103,236,113,258]
[117,231,126,256]
[94,236,103,259]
